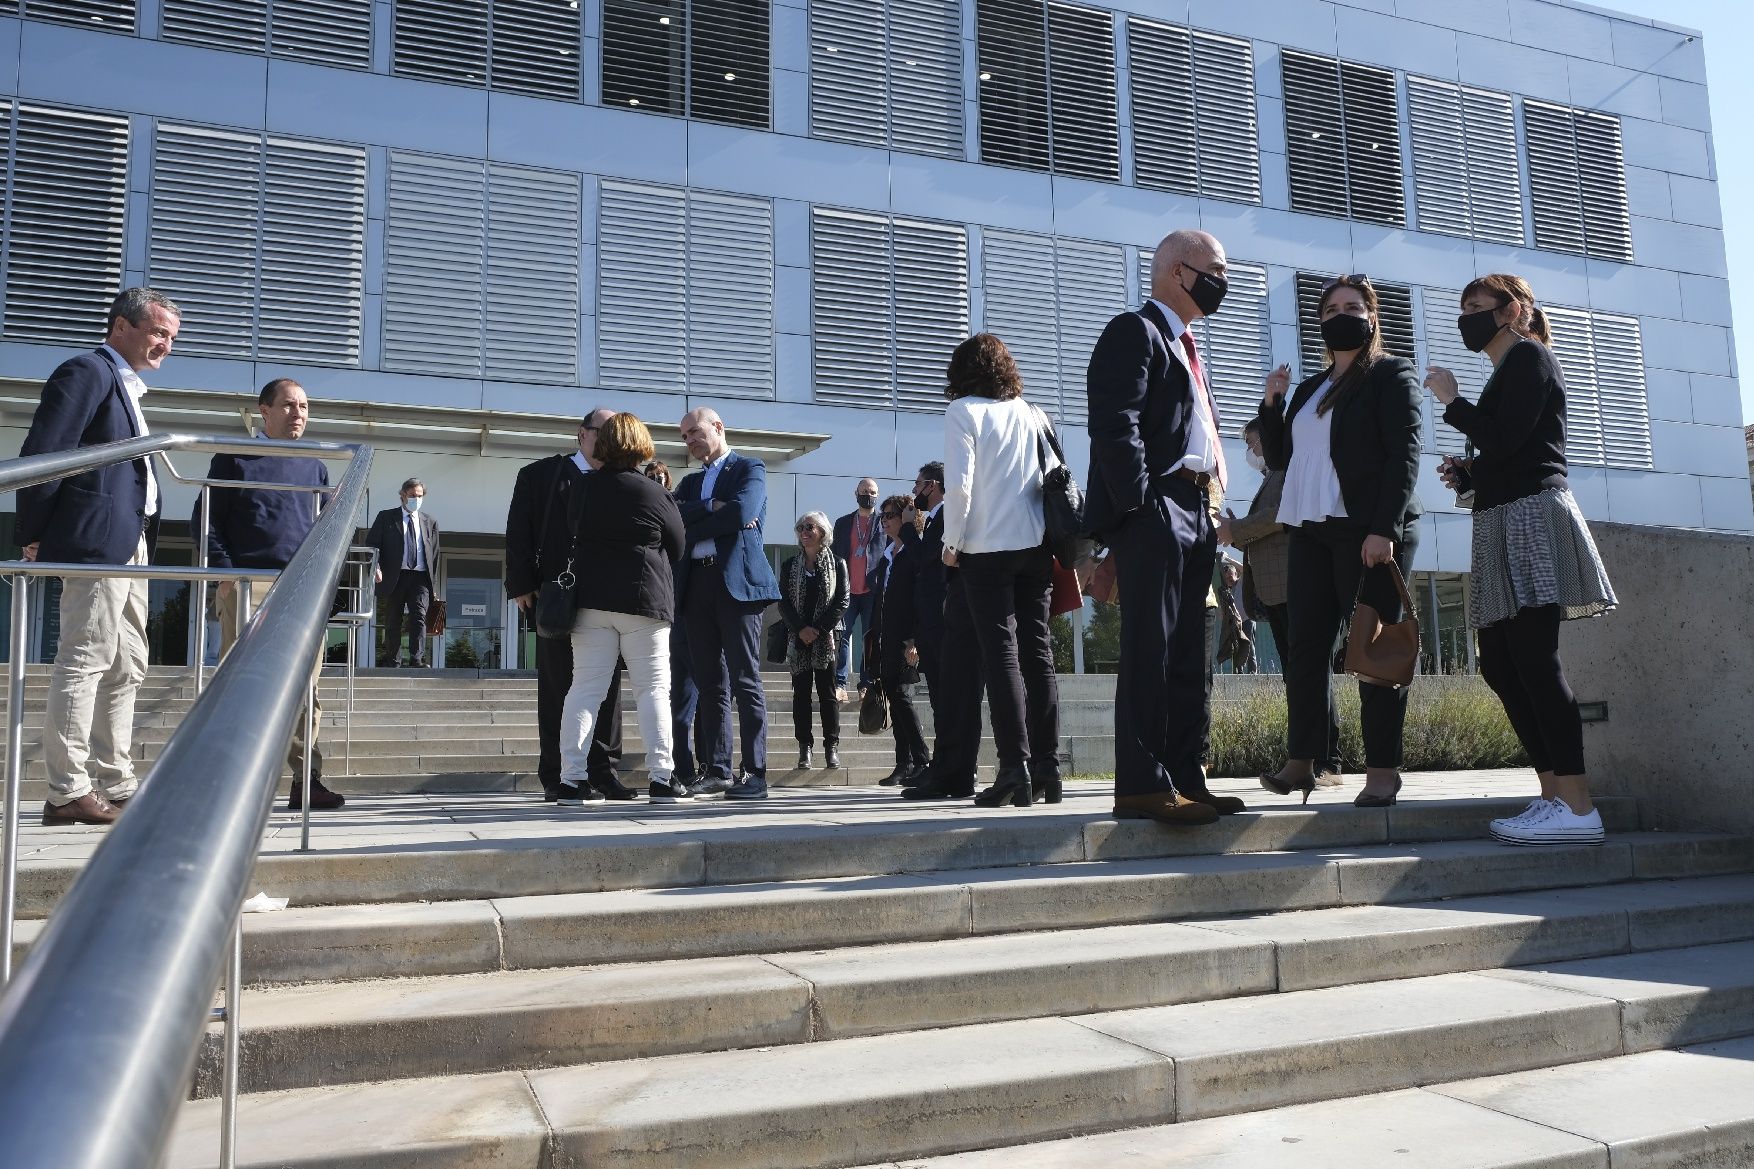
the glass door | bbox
[439,555,507,669]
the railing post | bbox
[2,574,30,987]
[218,914,242,1169]
[195,483,211,695]
[299,676,315,853]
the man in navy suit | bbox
[17,288,181,827]
[675,407,782,800]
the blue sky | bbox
[1605,0,1751,423]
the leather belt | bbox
[693,555,718,567]
[1171,467,1212,489]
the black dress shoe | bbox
[901,772,975,800]
[877,766,911,787]
[903,762,932,786]
[798,744,814,770]
[1179,783,1246,815]
[973,765,1034,808]
[591,774,641,801]
[824,744,841,769]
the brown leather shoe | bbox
[1113,791,1220,826]
[42,793,120,826]
[286,779,346,811]
[1179,784,1248,815]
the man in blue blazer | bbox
[17,288,181,826]
[675,407,782,799]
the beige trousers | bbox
[43,537,150,806]
[217,580,323,781]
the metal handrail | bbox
[0,432,372,1169]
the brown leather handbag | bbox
[1343,561,1419,689]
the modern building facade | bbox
[0,0,1744,669]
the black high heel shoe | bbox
[1353,776,1403,808]
[1030,761,1063,805]
[974,765,1034,808]
[1259,771,1316,805]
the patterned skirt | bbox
[1468,487,1617,630]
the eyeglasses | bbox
[879,512,901,521]
[1321,273,1370,292]
[580,424,599,433]
[795,524,820,534]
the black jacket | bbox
[868,536,920,672]
[1084,301,1203,536]
[1442,339,1569,511]
[777,554,850,642]
[568,467,686,622]
[1257,355,1424,542]
[365,506,441,597]
[913,506,948,640]
[505,452,584,600]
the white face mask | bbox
[1246,450,1267,474]
[403,496,423,513]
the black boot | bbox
[973,765,1034,808]
[878,764,910,787]
[824,742,841,769]
[798,743,814,770]
[1030,759,1063,805]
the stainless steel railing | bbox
[0,432,372,1169]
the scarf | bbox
[785,544,839,674]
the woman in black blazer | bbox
[556,413,688,805]
[778,510,850,770]
[1256,275,1423,807]
[868,495,932,786]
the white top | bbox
[1145,298,1221,478]
[1276,378,1349,527]
[100,344,159,517]
[942,395,1046,555]
[691,449,731,560]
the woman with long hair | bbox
[1429,274,1616,846]
[777,510,849,770]
[1256,275,1423,807]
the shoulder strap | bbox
[538,459,576,576]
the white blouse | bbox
[942,395,1046,555]
[1276,378,1349,528]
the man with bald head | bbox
[1085,228,1241,827]
[675,407,782,799]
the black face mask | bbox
[1458,308,1504,353]
[913,490,934,511]
[1182,266,1228,317]
[856,493,877,509]
[1320,313,1375,353]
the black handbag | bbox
[1033,406,1087,570]
[765,616,790,665]
[534,465,579,641]
[858,680,890,734]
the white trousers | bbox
[43,536,150,805]
[560,608,673,785]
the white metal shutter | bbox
[809,0,886,148]
[1524,101,1586,256]
[1461,86,1523,246]
[1573,110,1633,263]
[597,180,687,393]
[1407,77,1470,238]
[1191,31,1259,204]
[688,190,774,400]
[889,0,963,158]
[1054,237,1124,427]
[1589,311,1651,469]
[1127,18,1196,196]
[258,137,367,366]
[147,124,262,359]
[162,0,268,53]
[1543,306,1604,467]
[22,0,134,32]
[1293,273,1327,380]
[1421,288,1488,455]
[382,152,487,376]
[981,230,1061,417]
[893,218,969,411]
[1340,60,1403,227]
[492,0,582,100]
[601,0,686,115]
[0,102,9,325]
[483,164,580,381]
[690,0,770,128]
[1281,50,1347,219]
[1047,2,1118,182]
[976,0,1050,172]
[2,106,130,345]
[1373,281,1416,366]
[393,0,489,88]
[1188,261,1269,438]
[274,0,374,70]
[810,208,894,408]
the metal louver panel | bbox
[1282,50,1347,218]
[1421,287,1489,456]
[393,0,489,88]
[602,0,686,114]
[981,230,1060,417]
[598,180,687,393]
[1374,281,1415,363]
[1407,77,1471,238]
[1525,101,1586,256]
[22,0,135,32]
[810,209,894,408]
[688,190,774,400]
[976,0,1049,172]
[691,0,770,128]
[492,0,582,100]
[274,0,374,70]
[1340,60,1404,227]
[809,0,885,148]
[162,0,268,53]
[382,152,487,376]
[1591,311,1650,469]
[1293,273,1328,380]
[893,218,969,411]
[259,137,366,366]
[1127,18,1196,196]
[1543,306,1605,466]
[0,102,10,325]
[1461,86,1523,246]
[1054,237,1124,427]
[484,164,580,381]
[3,106,130,345]
[147,124,262,359]
[1573,110,1633,263]
[1047,2,1118,182]
[1191,31,1259,204]
[1188,261,1270,438]
[889,0,963,158]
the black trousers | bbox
[958,544,1059,772]
[380,569,431,666]
[1476,604,1585,776]
[682,561,768,780]
[915,617,946,726]
[790,666,839,747]
[669,618,704,781]
[1112,477,1216,796]
[881,662,930,769]
[1263,602,1340,772]
[925,571,986,783]
[535,635,623,795]
[1284,519,1417,769]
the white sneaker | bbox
[1492,799,1604,846]
[1490,798,1553,832]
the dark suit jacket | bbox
[366,506,442,597]
[913,507,948,641]
[17,348,155,564]
[567,468,686,622]
[1256,356,1424,542]
[1084,301,1202,536]
[674,450,781,604]
[868,537,920,673]
[505,452,585,600]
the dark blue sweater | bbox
[194,453,330,569]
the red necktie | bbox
[1181,330,1227,495]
